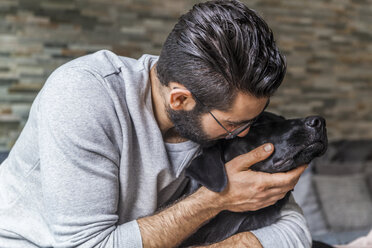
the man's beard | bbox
[166,106,219,147]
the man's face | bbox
[167,92,269,147]
[166,104,213,146]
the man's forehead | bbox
[219,93,269,122]
[226,98,270,124]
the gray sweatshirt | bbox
[0,50,311,248]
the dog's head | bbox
[186,112,328,192]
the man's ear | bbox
[186,144,228,192]
[168,83,196,111]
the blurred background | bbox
[0,0,371,245]
[0,0,371,151]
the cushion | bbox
[367,173,372,195]
[293,164,328,236]
[0,151,9,164]
[366,161,372,174]
[313,174,372,231]
[314,161,366,175]
[313,229,372,246]
[322,140,372,162]
[366,162,372,194]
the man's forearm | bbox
[137,187,222,248]
[198,231,263,248]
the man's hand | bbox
[212,143,307,212]
[137,143,307,248]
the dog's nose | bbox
[305,116,325,129]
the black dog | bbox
[180,112,328,247]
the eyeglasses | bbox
[209,112,258,140]
[191,93,266,140]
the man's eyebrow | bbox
[226,99,270,125]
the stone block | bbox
[8,83,43,93]
[0,0,371,146]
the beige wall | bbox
[0,0,371,150]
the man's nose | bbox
[237,127,251,138]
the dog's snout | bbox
[305,116,325,129]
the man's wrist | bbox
[191,186,225,214]
[137,186,222,248]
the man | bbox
[0,0,311,247]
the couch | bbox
[293,139,372,245]
[0,151,7,165]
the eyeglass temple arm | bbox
[190,91,232,135]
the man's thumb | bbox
[230,143,274,171]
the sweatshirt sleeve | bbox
[38,65,143,248]
[250,194,312,248]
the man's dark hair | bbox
[156,0,286,112]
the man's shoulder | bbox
[56,50,125,78]
[57,50,158,79]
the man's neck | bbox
[149,64,188,143]
[163,128,189,143]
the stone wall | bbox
[0,0,371,151]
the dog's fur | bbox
[179,112,328,247]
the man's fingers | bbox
[229,143,274,171]
[285,164,308,185]
[263,164,308,189]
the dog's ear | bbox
[186,144,227,192]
